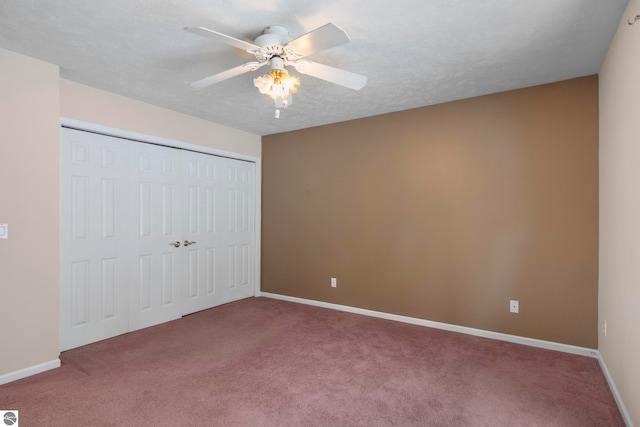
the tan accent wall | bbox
[599,0,640,423]
[0,48,60,375]
[263,76,599,348]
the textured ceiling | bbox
[0,0,628,136]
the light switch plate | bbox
[0,223,7,239]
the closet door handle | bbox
[183,241,196,247]
[169,241,181,248]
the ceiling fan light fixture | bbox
[253,68,300,103]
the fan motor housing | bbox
[254,25,292,49]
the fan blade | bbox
[191,61,266,88]
[293,60,367,90]
[286,23,350,58]
[184,27,261,52]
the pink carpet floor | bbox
[0,297,625,426]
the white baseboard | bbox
[0,359,61,386]
[596,352,634,427]
[258,292,598,358]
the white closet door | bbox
[128,142,184,331]
[61,125,257,349]
[60,128,130,351]
[181,150,219,314]
[217,156,256,304]
[181,151,256,314]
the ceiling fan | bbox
[184,23,367,114]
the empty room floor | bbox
[0,297,624,426]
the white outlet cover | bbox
[0,223,7,239]
[510,300,519,313]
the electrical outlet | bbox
[331,277,337,288]
[510,300,519,314]
[604,320,607,338]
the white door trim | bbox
[59,116,262,300]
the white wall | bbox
[0,47,61,376]
[60,79,261,158]
[599,0,640,424]
[0,49,261,380]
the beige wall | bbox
[599,0,640,424]
[60,79,261,158]
[0,48,60,375]
[0,50,261,379]
[263,76,599,348]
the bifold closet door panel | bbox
[216,156,256,305]
[128,142,184,331]
[181,150,220,315]
[59,128,130,351]
[181,152,256,314]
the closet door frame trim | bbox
[59,116,262,300]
